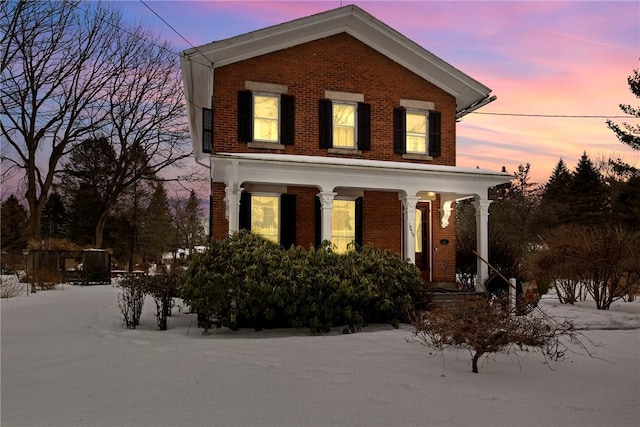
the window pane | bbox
[251,195,279,243]
[333,127,355,148]
[406,135,426,153]
[254,95,279,142]
[332,103,355,148]
[415,208,423,253]
[406,112,427,153]
[332,199,355,254]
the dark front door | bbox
[414,203,430,281]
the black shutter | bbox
[280,194,296,248]
[357,102,371,151]
[202,108,213,153]
[237,91,253,143]
[239,191,251,230]
[318,99,333,149]
[428,111,441,157]
[315,195,322,247]
[355,197,363,248]
[280,94,295,145]
[394,107,406,154]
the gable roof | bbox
[180,5,496,160]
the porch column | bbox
[317,191,336,243]
[400,195,419,264]
[472,198,492,291]
[225,185,243,235]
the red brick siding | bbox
[212,33,457,166]
[362,191,402,253]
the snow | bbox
[2,285,639,427]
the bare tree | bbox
[82,21,192,248]
[1,0,119,242]
[411,296,579,373]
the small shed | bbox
[31,249,111,285]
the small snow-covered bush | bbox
[1,275,23,298]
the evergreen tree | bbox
[488,164,540,279]
[539,158,573,229]
[1,194,28,252]
[41,191,69,240]
[139,182,174,264]
[66,183,102,246]
[607,67,640,151]
[566,152,609,226]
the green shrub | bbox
[180,231,427,334]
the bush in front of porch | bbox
[179,230,427,334]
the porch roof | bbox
[211,153,510,199]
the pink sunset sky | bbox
[118,0,640,185]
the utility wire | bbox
[139,0,213,65]
[471,112,635,119]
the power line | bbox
[471,112,635,119]
[139,0,213,67]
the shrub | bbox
[1,275,23,298]
[117,274,145,329]
[411,295,577,373]
[33,267,62,290]
[142,271,179,331]
[180,231,427,334]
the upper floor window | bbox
[238,90,294,145]
[394,106,441,157]
[253,94,279,142]
[319,98,370,151]
[332,102,356,148]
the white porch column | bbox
[472,198,492,291]
[400,195,419,264]
[225,185,243,235]
[317,191,336,243]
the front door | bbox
[414,203,430,281]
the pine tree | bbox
[1,194,28,252]
[41,191,69,240]
[566,152,609,226]
[607,68,640,151]
[539,158,573,229]
[139,183,174,264]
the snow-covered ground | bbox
[1,284,639,427]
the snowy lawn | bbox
[1,284,639,427]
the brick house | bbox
[180,5,509,289]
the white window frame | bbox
[332,101,357,149]
[252,92,280,143]
[250,193,280,243]
[331,198,356,254]
[405,109,429,154]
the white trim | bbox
[325,90,364,103]
[245,81,288,94]
[400,99,435,110]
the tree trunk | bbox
[94,211,109,248]
[472,351,482,374]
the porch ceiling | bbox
[211,153,510,198]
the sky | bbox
[1,281,639,426]
[114,0,640,186]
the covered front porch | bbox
[209,153,509,291]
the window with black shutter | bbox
[394,107,441,157]
[202,108,213,153]
[237,90,294,145]
[319,99,370,151]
